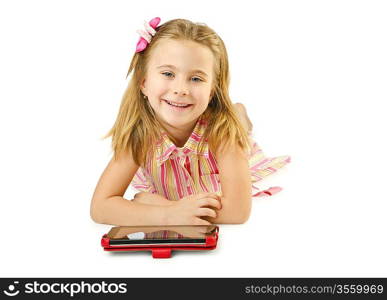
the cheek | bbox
[193,88,212,104]
[147,77,166,96]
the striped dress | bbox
[130,115,291,201]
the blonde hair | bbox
[103,18,251,167]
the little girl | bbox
[90,17,290,226]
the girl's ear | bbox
[140,78,147,95]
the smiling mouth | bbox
[162,99,193,108]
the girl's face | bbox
[141,39,214,129]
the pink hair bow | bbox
[135,17,161,53]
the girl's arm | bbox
[204,141,252,224]
[132,192,173,206]
[93,196,170,226]
[90,150,170,226]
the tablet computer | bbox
[101,225,219,258]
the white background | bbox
[0,0,386,277]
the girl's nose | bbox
[174,90,188,96]
[173,80,189,96]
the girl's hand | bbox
[165,193,222,225]
[165,225,217,238]
[132,192,173,206]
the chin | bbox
[164,118,188,127]
[160,114,197,127]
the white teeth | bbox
[165,100,190,107]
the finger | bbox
[196,225,209,233]
[194,218,212,226]
[198,198,222,210]
[196,207,217,218]
[203,225,215,233]
[197,193,221,201]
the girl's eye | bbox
[161,72,203,82]
[162,72,174,78]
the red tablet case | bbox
[101,226,219,259]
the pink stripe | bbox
[198,159,203,176]
[170,158,183,199]
[251,158,270,169]
[207,151,218,174]
[191,132,201,141]
[136,170,145,182]
[160,145,176,160]
[187,185,193,195]
[133,184,149,189]
[198,172,209,192]
[133,173,144,184]
[160,163,170,200]
[209,175,217,192]
[206,152,222,193]
[181,160,192,195]
[185,156,191,176]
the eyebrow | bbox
[156,64,209,77]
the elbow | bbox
[219,206,251,224]
[214,196,251,224]
[232,199,252,224]
[90,207,101,224]
[240,211,251,224]
[90,199,104,224]
[220,213,250,225]
[234,208,251,224]
[233,196,252,224]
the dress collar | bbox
[155,115,209,167]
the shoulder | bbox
[233,102,252,134]
[214,140,248,166]
[233,102,246,112]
